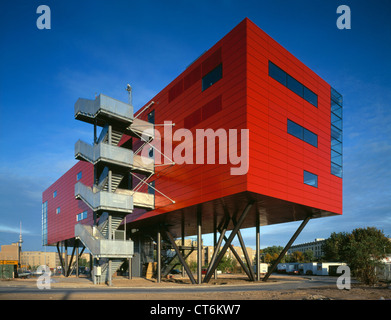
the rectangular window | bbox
[287,74,303,97]
[330,87,343,178]
[269,60,318,107]
[304,171,318,188]
[303,128,318,148]
[53,190,57,198]
[287,119,318,147]
[76,210,88,222]
[77,171,82,181]
[268,61,286,86]
[202,64,222,91]
[56,207,60,214]
[148,180,155,195]
[304,87,318,107]
[148,110,155,124]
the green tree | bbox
[323,227,391,285]
[292,251,304,262]
[303,249,314,262]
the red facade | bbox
[42,18,342,245]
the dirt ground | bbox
[1,274,391,300]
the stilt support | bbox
[262,214,312,282]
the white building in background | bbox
[288,238,326,259]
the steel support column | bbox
[205,214,229,280]
[56,242,65,276]
[203,201,254,283]
[157,228,161,283]
[256,214,260,281]
[197,206,202,284]
[66,243,77,277]
[108,259,112,286]
[263,214,312,282]
[232,216,255,281]
[163,227,196,284]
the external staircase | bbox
[73,93,155,285]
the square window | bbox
[304,171,318,188]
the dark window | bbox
[287,119,318,147]
[304,171,318,188]
[148,110,155,124]
[268,61,286,86]
[77,171,82,181]
[148,180,155,195]
[304,87,318,107]
[202,64,222,91]
[53,190,57,198]
[269,60,318,107]
[287,119,303,140]
[303,128,318,147]
[287,75,303,97]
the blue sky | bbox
[0,0,390,252]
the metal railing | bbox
[75,182,133,213]
[75,94,133,124]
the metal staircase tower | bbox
[73,91,155,285]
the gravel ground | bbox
[1,274,390,300]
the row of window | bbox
[269,61,318,107]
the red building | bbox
[42,18,343,283]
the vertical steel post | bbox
[64,241,68,277]
[76,244,79,278]
[181,212,185,278]
[157,228,161,283]
[213,213,217,279]
[263,214,311,282]
[108,259,112,286]
[197,207,202,284]
[128,257,132,280]
[256,214,260,281]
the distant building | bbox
[288,238,326,259]
[21,251,91,270]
